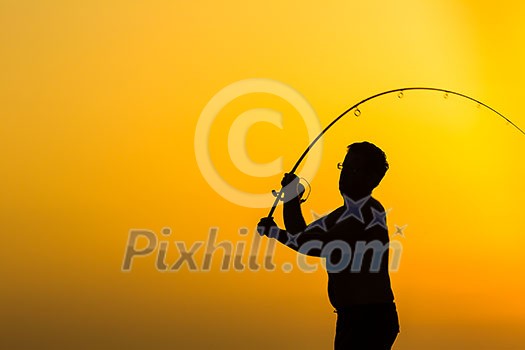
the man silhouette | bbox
[258,141,399,350]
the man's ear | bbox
[367,172,380,189]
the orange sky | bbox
[1,1,525,349]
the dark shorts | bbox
[334,302,399,350]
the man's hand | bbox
[257,217,279,238]
[280,173,305,200]
[281,173,299,188]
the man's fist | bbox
[257,217,279,237]
[281,173,299,187]
[280,173,306,200]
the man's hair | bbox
[347,141,389,188]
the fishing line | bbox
[267,87,525,218]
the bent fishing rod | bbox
[267,87,525,218]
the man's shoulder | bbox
[368,196,385,212]
[325,196,387,231]
[364,197,389,239]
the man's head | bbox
[338,141,389,198]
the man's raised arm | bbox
[281,173,307,234]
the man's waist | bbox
[335,301,397,313]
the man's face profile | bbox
[338,150,374,198]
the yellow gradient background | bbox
[1,1,524,349]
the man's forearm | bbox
[283,196,307,234]
[271,227,323,257]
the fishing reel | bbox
[271,177,311,204]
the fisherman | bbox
[258,141,399,350]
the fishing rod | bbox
[267,87,525,218]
